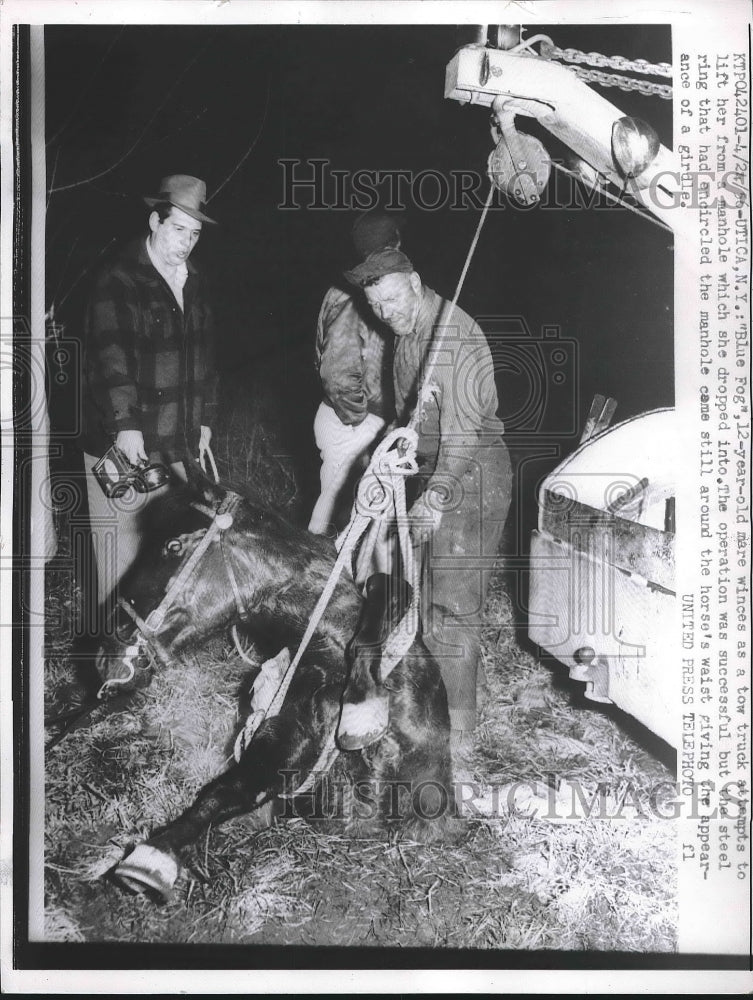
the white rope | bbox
[234,186,497,793]
[96,600,167,700]
[231,623,256,665]
[277,440,419,794]
[95,643,137,699]
[358,180,495,679]
[233,427,418,765]
[361,438,420,681]
[200,442,220,484]
[404,181,495,441]
[283,424,419,698]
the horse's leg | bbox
[154,749,285,846]
[337,573,409,751]
[368,650,462,844]
[113,682,337,898]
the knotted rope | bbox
[233,426,419,766]
[233,183,497,794]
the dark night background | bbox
[44,22,674,575]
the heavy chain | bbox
[545,44,672,78]
[570,65,673,100]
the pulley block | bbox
[487,116,551,205]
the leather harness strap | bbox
[220,528,250,623]
[144,491,244,632]
[100,491,247,699]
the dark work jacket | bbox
[315,285,394,425]
[393,285,505,492]
[80,238,218,463]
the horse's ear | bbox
[186,461,224,504]
[200,480,224,505]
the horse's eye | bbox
[116,619,136,642]
[164,538,183,557]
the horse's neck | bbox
[216,519,362,653]
[263,572,361,656]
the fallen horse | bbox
[96,481,457,898]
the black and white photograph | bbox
[1,0,751,991]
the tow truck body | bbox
[445,33,680,747]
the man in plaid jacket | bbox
[81,174,218,614]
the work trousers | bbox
[415,436,512,733]
[308,402,386,535]
[83,452,186,624]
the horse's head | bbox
[95,480,361,695]
[96,482,248,691]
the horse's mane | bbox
[139,476,338,561]
[127,475,362,654]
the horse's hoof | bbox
[337,697,389,750]
[113,843,179,899]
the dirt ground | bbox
[42,376,677,952]
[44,527,677,953]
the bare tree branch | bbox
[207,81,271,203]
[47,27,125,147]
[58,237,117,310]
[138,109,208,156]
[46,145,61,211]
[48,38,214,195]
[48,234,81,312]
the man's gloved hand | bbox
[409,490,442,543]
[116,429,148,466]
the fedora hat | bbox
[144,174,217,225]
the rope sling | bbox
[235,182,497,796]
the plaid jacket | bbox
[81,238,218,462]
[315,285,394,425]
